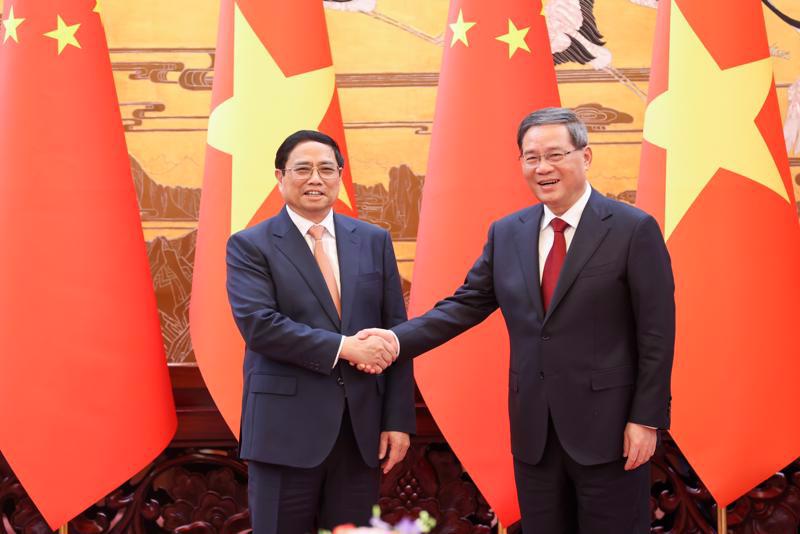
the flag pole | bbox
[497,522,506,534]
[716,503,727,533]
[59,524,68,534]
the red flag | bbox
[191,0,357,436]
[0,0,176,527]
[410,0,559,524]
[638,0,800,507]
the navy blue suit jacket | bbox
[393,189,675,466]
[226,207,416,468]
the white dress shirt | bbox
[285,206,344,365]
[286,206,341,291]
[538,183,592,281]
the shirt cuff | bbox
[333,335,345,368]
[389,331,400,358]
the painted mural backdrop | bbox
[2,0,799,362]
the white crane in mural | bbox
[543,0,611,69]
[544,0,648,99]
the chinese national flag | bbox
[638,0,800,507]
[410,0,559,525]
[0,0,177,528]
[191,0,357,435]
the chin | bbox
[534,191,557,204]
[302,203,333,215]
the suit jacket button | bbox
[337,377,345,386]
[542,335,551,341]
[539,371,545,379]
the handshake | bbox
[340,328,399,374]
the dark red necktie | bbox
[541,217,569,313]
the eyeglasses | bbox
[521,148,583,167]
[282,164,342,182]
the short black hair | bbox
[274,130,345,171]
[516,107,588,153]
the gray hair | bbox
[516,107,588,153]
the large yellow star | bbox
[207,4,353,233]
[643,0,789,239]
[449,9,476,48]
[93,0,102,14]
[2,6,25,44]
[496,19,530,58]
[44,15,80,54]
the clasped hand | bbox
[339,328,399,374]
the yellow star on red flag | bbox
[496,19,531,58]
[642,0,789,239]
[2,6,25,44]
[449,9,476,48]
[207,4,349,233]
[44,15,81,54]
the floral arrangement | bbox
[321,506,436,534]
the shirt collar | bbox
[286,206,336,238]
[541,182,592,231]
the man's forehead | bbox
[522,125,572,151]
[287,141,337,162]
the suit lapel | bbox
[273,208,341,329]
[334,214,361,334]
[513,204,546,321]
[544,189,612,323]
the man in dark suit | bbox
[361,108,675,533]
[226,130,416,534]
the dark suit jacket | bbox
[226,207,416,468]
[393,189,674,466]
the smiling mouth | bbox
[304,191,325,196]
[538,179,560,186]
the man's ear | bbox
[275,169,284,192]
[583,146,593,168]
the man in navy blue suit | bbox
[361,108,675,533]
[225,130,416,534]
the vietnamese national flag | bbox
[191,0,357,436]
[409,0,559,525]
[0,0,177,528]
[638,0,800,507]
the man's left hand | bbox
[623,422,657,471]
[379,431,410,474]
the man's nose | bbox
[536,160,555,173]
[307,169,325,183]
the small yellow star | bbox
[2,6,25,44]
[496,19,530,58]
[44,15,81,55]
[93,0,102,14]
[449,9,476,48]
